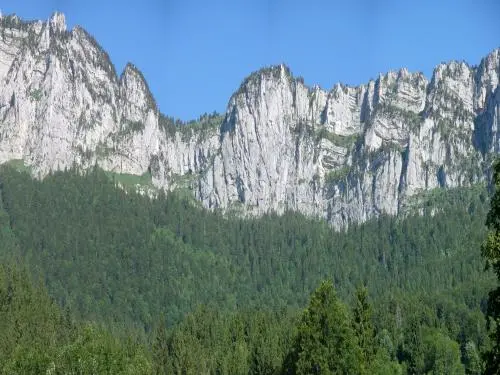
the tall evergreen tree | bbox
[288,280,362,375]
[352,286,375,373]
[152,320,169,375]
[401,316,425,375]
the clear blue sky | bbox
[2,1,499,120]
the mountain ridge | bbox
[0,12,499,227]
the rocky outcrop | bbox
[195,54,499,227]
[0,12,499,227]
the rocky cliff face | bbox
[196,53,500,227]
[0,13,499,227]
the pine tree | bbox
[352,285,375,373]
[152,320,169,375]
[401,316,425,374]
[289,280,362,374]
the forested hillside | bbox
[0,165,495,373]
[0,263,152,373]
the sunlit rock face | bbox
[0,13,498,228]
[197,51,499,228]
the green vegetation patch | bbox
[316,128,358,148]
[376,103,423,132]
[325,166,350,184]
[119,119,145,135]
[159,112,223,140]
[2,159,31,174]
[403,183,488,216]
[105,170,153,189]
[169,171,197,188]
[29,88,43,101]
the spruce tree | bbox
[352,286,375,373]
[289,280,361,374]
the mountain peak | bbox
[49,11,66,33]
[122,62,142,77]
[120,62,157,112]
[233,63,297,98]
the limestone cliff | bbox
[0,12,499,227]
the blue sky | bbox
[3,1,499,120]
